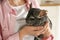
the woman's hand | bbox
[19,26,44,40]
[42,22,52,38]
[19,22,52,40]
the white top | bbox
[12,4,34,40]
[14,4,28,32]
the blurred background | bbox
[37,0,60,40]
[37,0,60,4]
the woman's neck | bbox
[8,0,25,6]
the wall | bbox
[54,0,60,3]
[57,6,60,40]
[37,0,60,4]
[37,0,41,4]
[39,6,59,40]
[37,0,54,4]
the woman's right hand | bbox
[19,26,43,40]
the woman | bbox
[0,0,53,40]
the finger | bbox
[33,22,48,36]
[41,28,48,34]
[27,26,43,30]
[41,27,51,35]
[44,22,51,31]
[30,27,49,37]
[33,26,43,31]
[31,23,48,36]
[42,29,51,37]
[32,30,44,36]
[42,22,49,31]
[44,22,48,27]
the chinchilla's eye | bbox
[38,18,42,20]
[30,18,34,20]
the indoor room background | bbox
[37,0,60,40]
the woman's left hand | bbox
[41,22,52,38]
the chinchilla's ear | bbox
[43,10,48,15]
[42,10,48,13]
[39,10,48,16]
[30,3,32,9]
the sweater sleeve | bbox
[6,32,19,40]
[42,35,54,40]
[0,1,20,40]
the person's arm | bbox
[0,24,2,40]
[0,35,2,40]
[0,2,3,40]
[0,8,20,40]
[0,3,19,40]
[0,24,19,40]
[6,32,19,40]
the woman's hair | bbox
[0,0,3,3]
